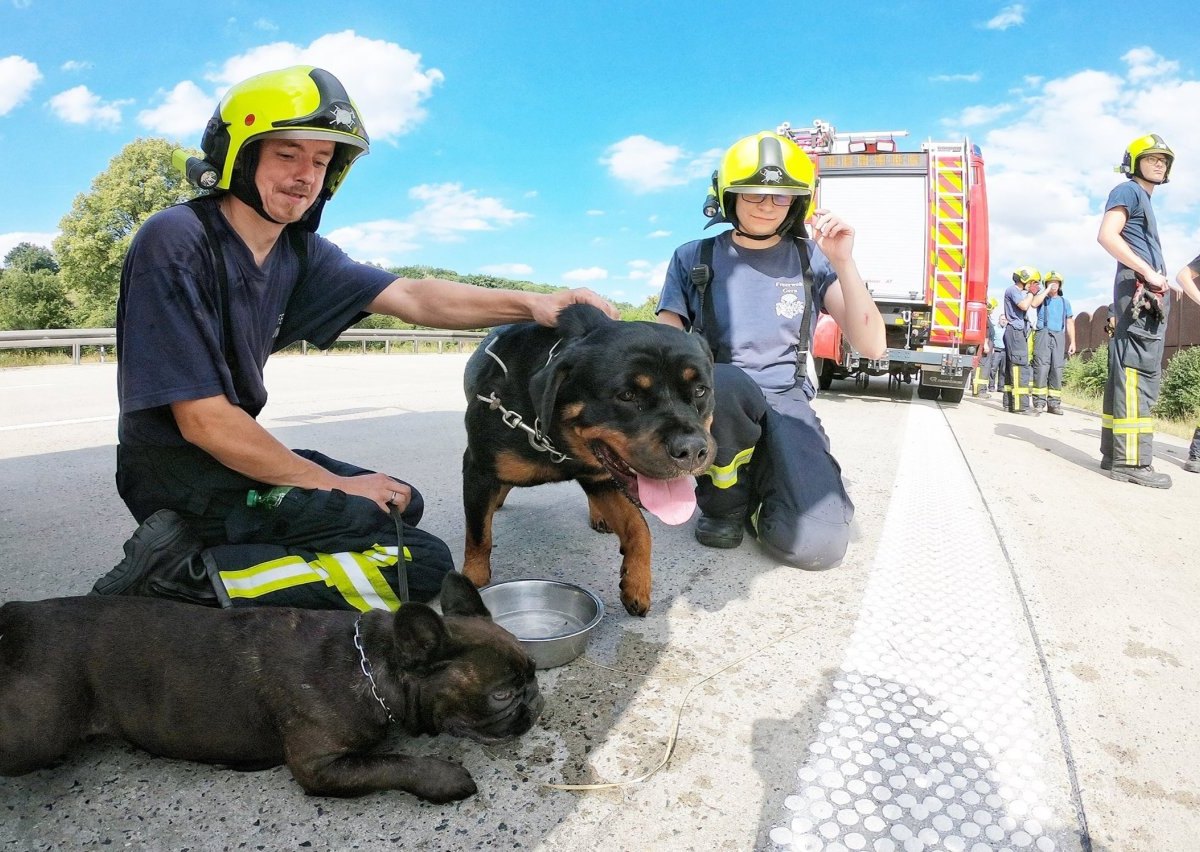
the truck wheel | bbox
[817,358,834,390]
[917,384,940,400]
[941,387,965,404]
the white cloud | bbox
[47,85,130,128]
[942,102,1017,129]
[138,30,443,143]
[627,259,669,290]
[930,73,982,84]
[60,60,92,72]
[963,47,1200,314]
[479,263,534,277]
[562,267,608,283]
[601,135,719,193]
[985,4,1025,30]
[137,80,215,139]
[325,182,529,262]
[0,55,41,116]
[0,231,58,262]
[586,209,605,216]
[647,229,671,239]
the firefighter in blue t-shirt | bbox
[656,131,885,571]
[1030,271,1075,414]
[92,66,616,610]
[1096,134,1175,488]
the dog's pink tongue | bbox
[637,475,697,525]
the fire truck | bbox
[778,119,990,403]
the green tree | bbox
[1155,346,1200,421]
[4,242,59,273]
[55,138,196,326]
[620,294,660,322]
[0,268,71,329]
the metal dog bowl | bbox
[479,579,604,669]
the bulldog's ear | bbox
[555,303,612,337]
[391,603,450,668]
[440,571,492,619]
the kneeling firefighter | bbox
[91,66,456,609]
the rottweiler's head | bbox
[529,304,716,519]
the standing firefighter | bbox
[1030,271,1074,414]
[1002,266,1040,415]
[1096,134,1174,488]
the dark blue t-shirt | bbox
[1104,180,1164,276]
[116,198,395,447]
[656,231,835,393]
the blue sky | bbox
[3,0,1200,314]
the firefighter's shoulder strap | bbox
[688,234,815,364]
[186,198,309,380]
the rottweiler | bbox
[461,304,715,616]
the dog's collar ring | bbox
[354,615,397,724]
[476,391,570,464]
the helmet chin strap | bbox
[733,228,777,241]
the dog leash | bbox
[389,504,409,604]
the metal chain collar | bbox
[354,615,397,723]
[476,337,571,464]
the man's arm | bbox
[657,310,685,329]
[1067,316,1076,355]
[367,277,617,328]
[1173,262,1200,306]
[1098,207,1170,290]
[170,395,409,514]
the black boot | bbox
[1108,465,1172,489]
[695,514,745,549]
[92,509,218,606]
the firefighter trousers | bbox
[1002,325,1032,411]
[696,364,854,571]
[1032,327,1067,408]
[116,446,454,609]
[1101,276,1170,467]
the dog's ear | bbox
[440,571,492,619]
[391,603,450,668]
[528,356,571,436]
[555,303,612,338]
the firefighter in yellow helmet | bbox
[1095,133,1177,487]
[1000,266,1041,414]
[1029,271,1074,414]
[655,130,886,569]
[94,66,617,610]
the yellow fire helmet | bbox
[1120,133,1174,184]
[712,131,816,238]
[200,66,369,199]
[1043,270,1063,285]
[987,296,998,310]
[1012,266,1041,286]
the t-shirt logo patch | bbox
[272,313,285,340]
[776,291,804,319]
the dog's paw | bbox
[589,514,614,534]
[411,757,478,803]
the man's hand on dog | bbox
[533,288,619,326]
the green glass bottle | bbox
[246,486,294,509]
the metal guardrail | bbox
[0,327,487,364]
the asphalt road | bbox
[1,353,1197,852]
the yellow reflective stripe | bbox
[704,447,754,490]
[1047,389,1062,399]
[219,555,323,600]
[319,551,402,612]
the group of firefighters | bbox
[975,266,1074,416]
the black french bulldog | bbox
[0,572,542,802]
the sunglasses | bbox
[739,193,796,207]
